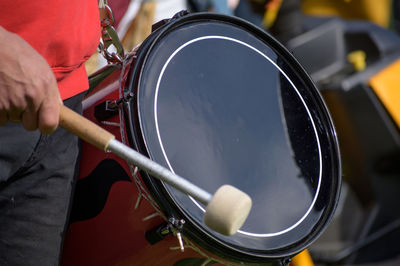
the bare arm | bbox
[0,26,61,134]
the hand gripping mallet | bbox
[59,105,252,236]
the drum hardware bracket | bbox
[169,217,186,230]
[151,10,190,33]
[144,217,186,247]
[94,92,133,122]
[94,100,121,122]
[123,91,134,102]
[145,222,171,245]
[176,232,185,252]
[169,217,186,252]
[281,257,292,266]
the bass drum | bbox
[62,12,341,265]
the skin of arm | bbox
[0,26,61,134]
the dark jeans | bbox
[0,93,84,266]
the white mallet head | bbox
[203,185,252,236]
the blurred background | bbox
[87,1,400,265]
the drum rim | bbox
[124,12,342,261]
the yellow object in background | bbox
[301,0,392,28]
[369,59,400,128]
[347,50,367,72]
[291,249,314,266]
[263,0,283,28]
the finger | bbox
[0,110,7,126]
[8,109,23,123]
[37,96,60,134]
[7,97,24,122]
[35,74,61,134]
[22,108,38,131]
[22,95,41,131]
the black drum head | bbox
[127,13,340,262]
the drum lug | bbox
[281,257,292,266]
[151,19,170,32]
[94,100,121,121]
[151,10,190,33]
[176,231,185,252]
[144,217,186,246]
[169,217,186,252]
[171,10,190,20]
[169,217,186,230]
[123,91,134,102]
[145,222,171,245]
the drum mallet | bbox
[59,105,252,236]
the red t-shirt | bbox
[0,1,100,99]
